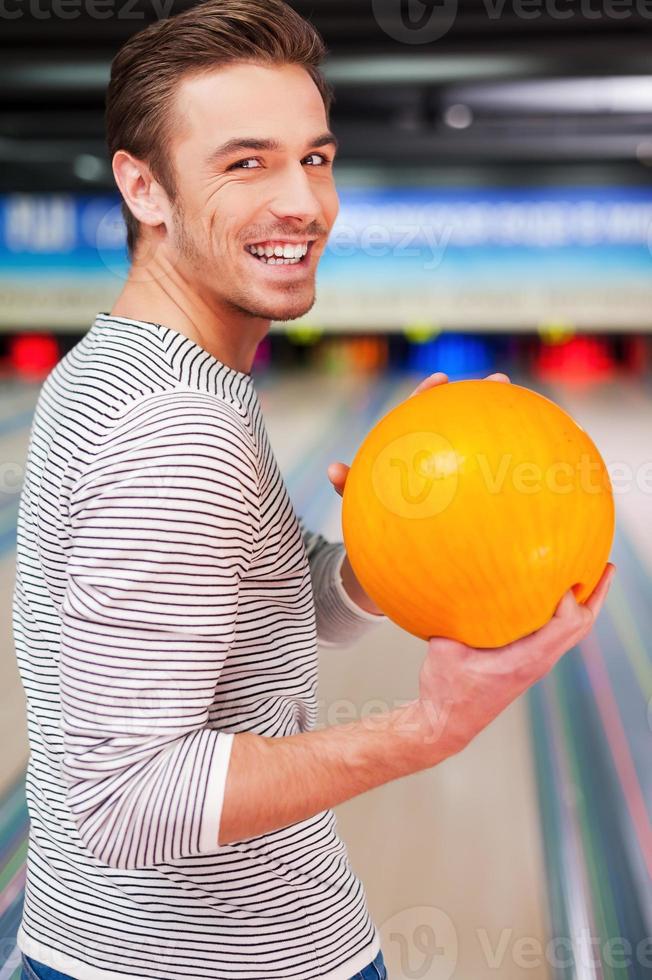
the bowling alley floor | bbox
[0,366,650,980]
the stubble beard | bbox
[171,203,317,323]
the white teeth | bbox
[246,242,309,265]
[248,242,308,254]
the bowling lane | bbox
[534,377,652,958]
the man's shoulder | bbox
[84,386,259,480]
[114,386,250,430]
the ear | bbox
[112,149,172,237]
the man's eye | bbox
[228,158,262,171]
[305,153,333,166]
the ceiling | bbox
[2,0,652,192]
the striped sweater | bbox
[13,313,385,980]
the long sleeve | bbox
[59,391,260,871]
[14,313,390,979]
[299,518,387,648]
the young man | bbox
[13,2,613,979]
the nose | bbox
[267,161,324,225]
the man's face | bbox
[164,62,339,323]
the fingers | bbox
[584,562,616,618]
[540,563,616,655]
[554,563,615,621]
[446,562,616,689]
[408,372,449,398]
[553,587,582,619]
[547,589,592,647]
[409,371,510,399]
[493,570,613,671]
[327,461,350,497]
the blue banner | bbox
[1,188,652,330]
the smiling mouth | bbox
[244,241,314,266]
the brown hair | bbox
[105,0,334,259]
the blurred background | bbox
[0,2,651,978]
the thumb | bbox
[327,462,350,497]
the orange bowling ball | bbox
[341,380,614,648]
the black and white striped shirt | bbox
[13,313,385,980]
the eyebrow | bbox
[206,132,339,168]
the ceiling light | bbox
[444,104,473,129]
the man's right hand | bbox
[408,561,616,764]
[218,562,615,846]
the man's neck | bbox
[110,262,269,375]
